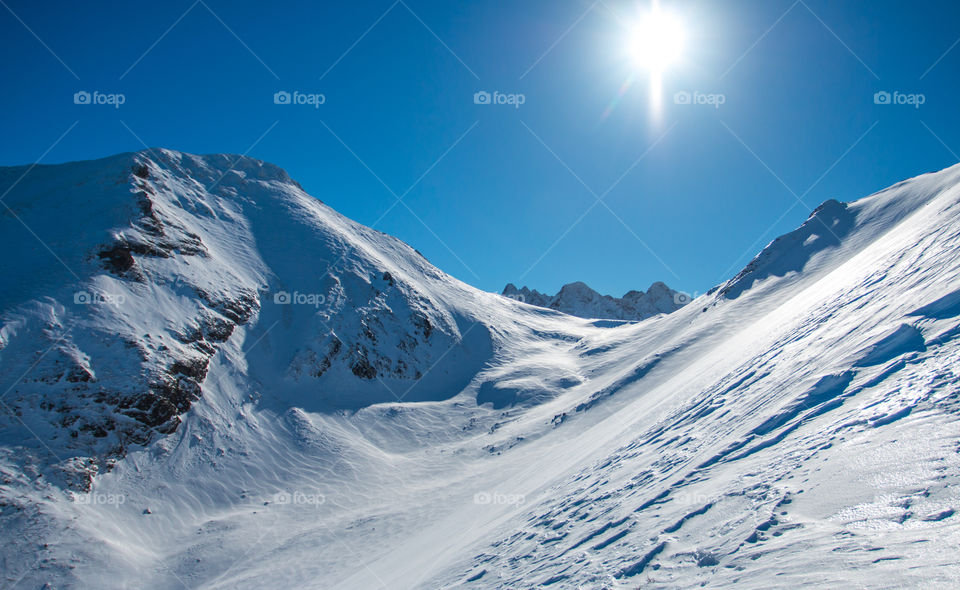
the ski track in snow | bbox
[1,150,960,588]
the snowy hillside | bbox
[502,280,685,321]
[1,150,959,589]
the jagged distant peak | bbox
[501,280,687,321]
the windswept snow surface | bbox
[2,150,960,589]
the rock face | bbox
[0,154,262,485]
[501,280,687,321]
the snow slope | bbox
[1,150,959,589]
[502,281,685,321]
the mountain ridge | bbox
[502,280,687,321]
[1,150,960,588]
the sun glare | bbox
[629,6,685,73]
[614,1,687,119]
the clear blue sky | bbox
[1,0,958,297]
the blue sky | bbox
[1,0,958,298]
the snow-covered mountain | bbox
[1,149,959,589]
[502,280,685,321]
[0,149,506,488]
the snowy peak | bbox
[502,280,686,321]
[718,199,855,300]
[713,162,960,303]
[0,149,516,487]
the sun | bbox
[628,5,685,73]
[602,1,688,121]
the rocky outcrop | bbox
[502,280,687,321]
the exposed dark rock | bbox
[350,348,377,379]
[134,191,165,237]
[329,338,342,356]
[200,312,235,343]
[174,325,203,345]
[170,356,210,382]
[311,338,342,378]
[194,341,217,356]
[154,415,181,435]
[412,311,432,340]
[98,244,137,275]
[198,289,259,325]
[65,366,94,383]
[78,423,109,438]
